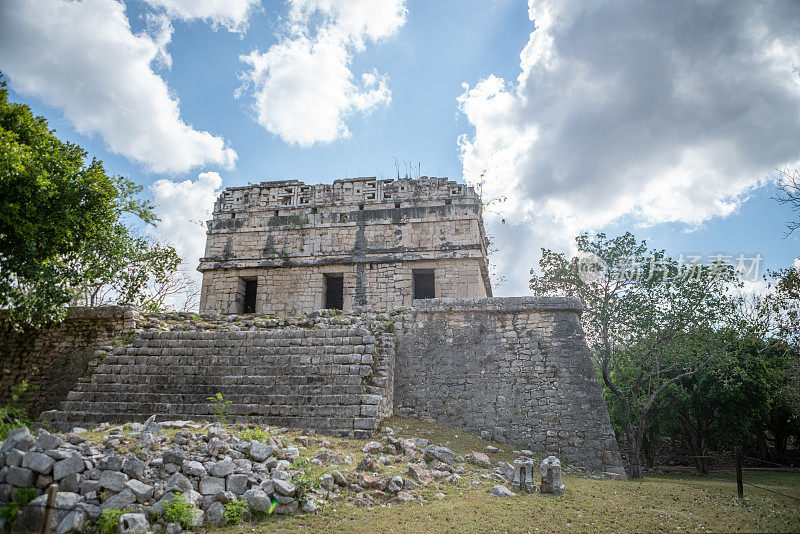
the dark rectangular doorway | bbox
[325,274,344,310]
[413,269,435,299]
[243,279,257,313]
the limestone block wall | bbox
[44,313,396,438]
[393,297,625,471]
[198,177,492,314]
[200,258,488,315]
[201,205,485,264]
[0,307,138,418]
[7,301,625,473]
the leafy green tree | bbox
[72,225,181,311]
[530,232,738,477]
[766,264,800,349]
[654,333,799,469]
[656,334,774,472]
[0,74,172,328]
[756,339,800,462]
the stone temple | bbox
[198,177,492,315]
[1,176,627,475]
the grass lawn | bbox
[210,417,800,533]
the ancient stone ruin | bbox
[198,177,491,314]
[512,457,536,493]
[540,456,565,495]
[0,177,627,476]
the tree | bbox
[774,168,800,235]
[657,334,775,472]
[72,226,181,310]
[0,74,166,328]
[766,265,800,349]
[530,232,738,477]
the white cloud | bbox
[458,0,800,295]
[142,0,260,33]
[239,0,406,146]
[0,0,237,174]
[148,171,222,311]
[150,171,222,264]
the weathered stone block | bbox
[7,466,35,487]
[22,451,55,474]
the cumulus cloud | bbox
[147,171,222,310]
[150,171,222,264]
[458,0,800,295]
[0,0,237,174]
[142,0,259,33]
[239,0,406,146]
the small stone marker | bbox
[512,457,536,493]
[539,456,564,495]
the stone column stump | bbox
[512,457,535,493]
[539,456,564,495]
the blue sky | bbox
[1,0,798,298]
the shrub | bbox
[0,381,37,440]
[96,508,126,534]
[206,392,232,425]
[236,426,273,442]
[0,487,36,526]
[292,458,319,503]
[223,500,250,525]
[163,493,198,529]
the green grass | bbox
[212,470,800,533]
[214,417,800,533]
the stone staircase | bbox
[43,327,393,437]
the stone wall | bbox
[6,299,626,474]
[0,307,138,418]
[393,297,625,472]
[44,312,396,438]
[200,258,488,315]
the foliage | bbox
[219,417,800,532]
[648,334,785,471]
[236,426,274,442]
[530,232,738,477]
[0,74,113,328]
[292,458,319,503]
[207,392,232,425]
[766,264,800,349]
[96,508,126,534]
[0,487,36,526]
[163,493,198,529]
[0,380,37,440]
[71,224,181,311]
[223,499,250,525]
[0,73,171,329]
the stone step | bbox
[61,394,367,409]
[89,360,370,375]
[128,329,370,342]
[101,350,370,365]
[49,323,388,440]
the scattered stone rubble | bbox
[0,417,586,532]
